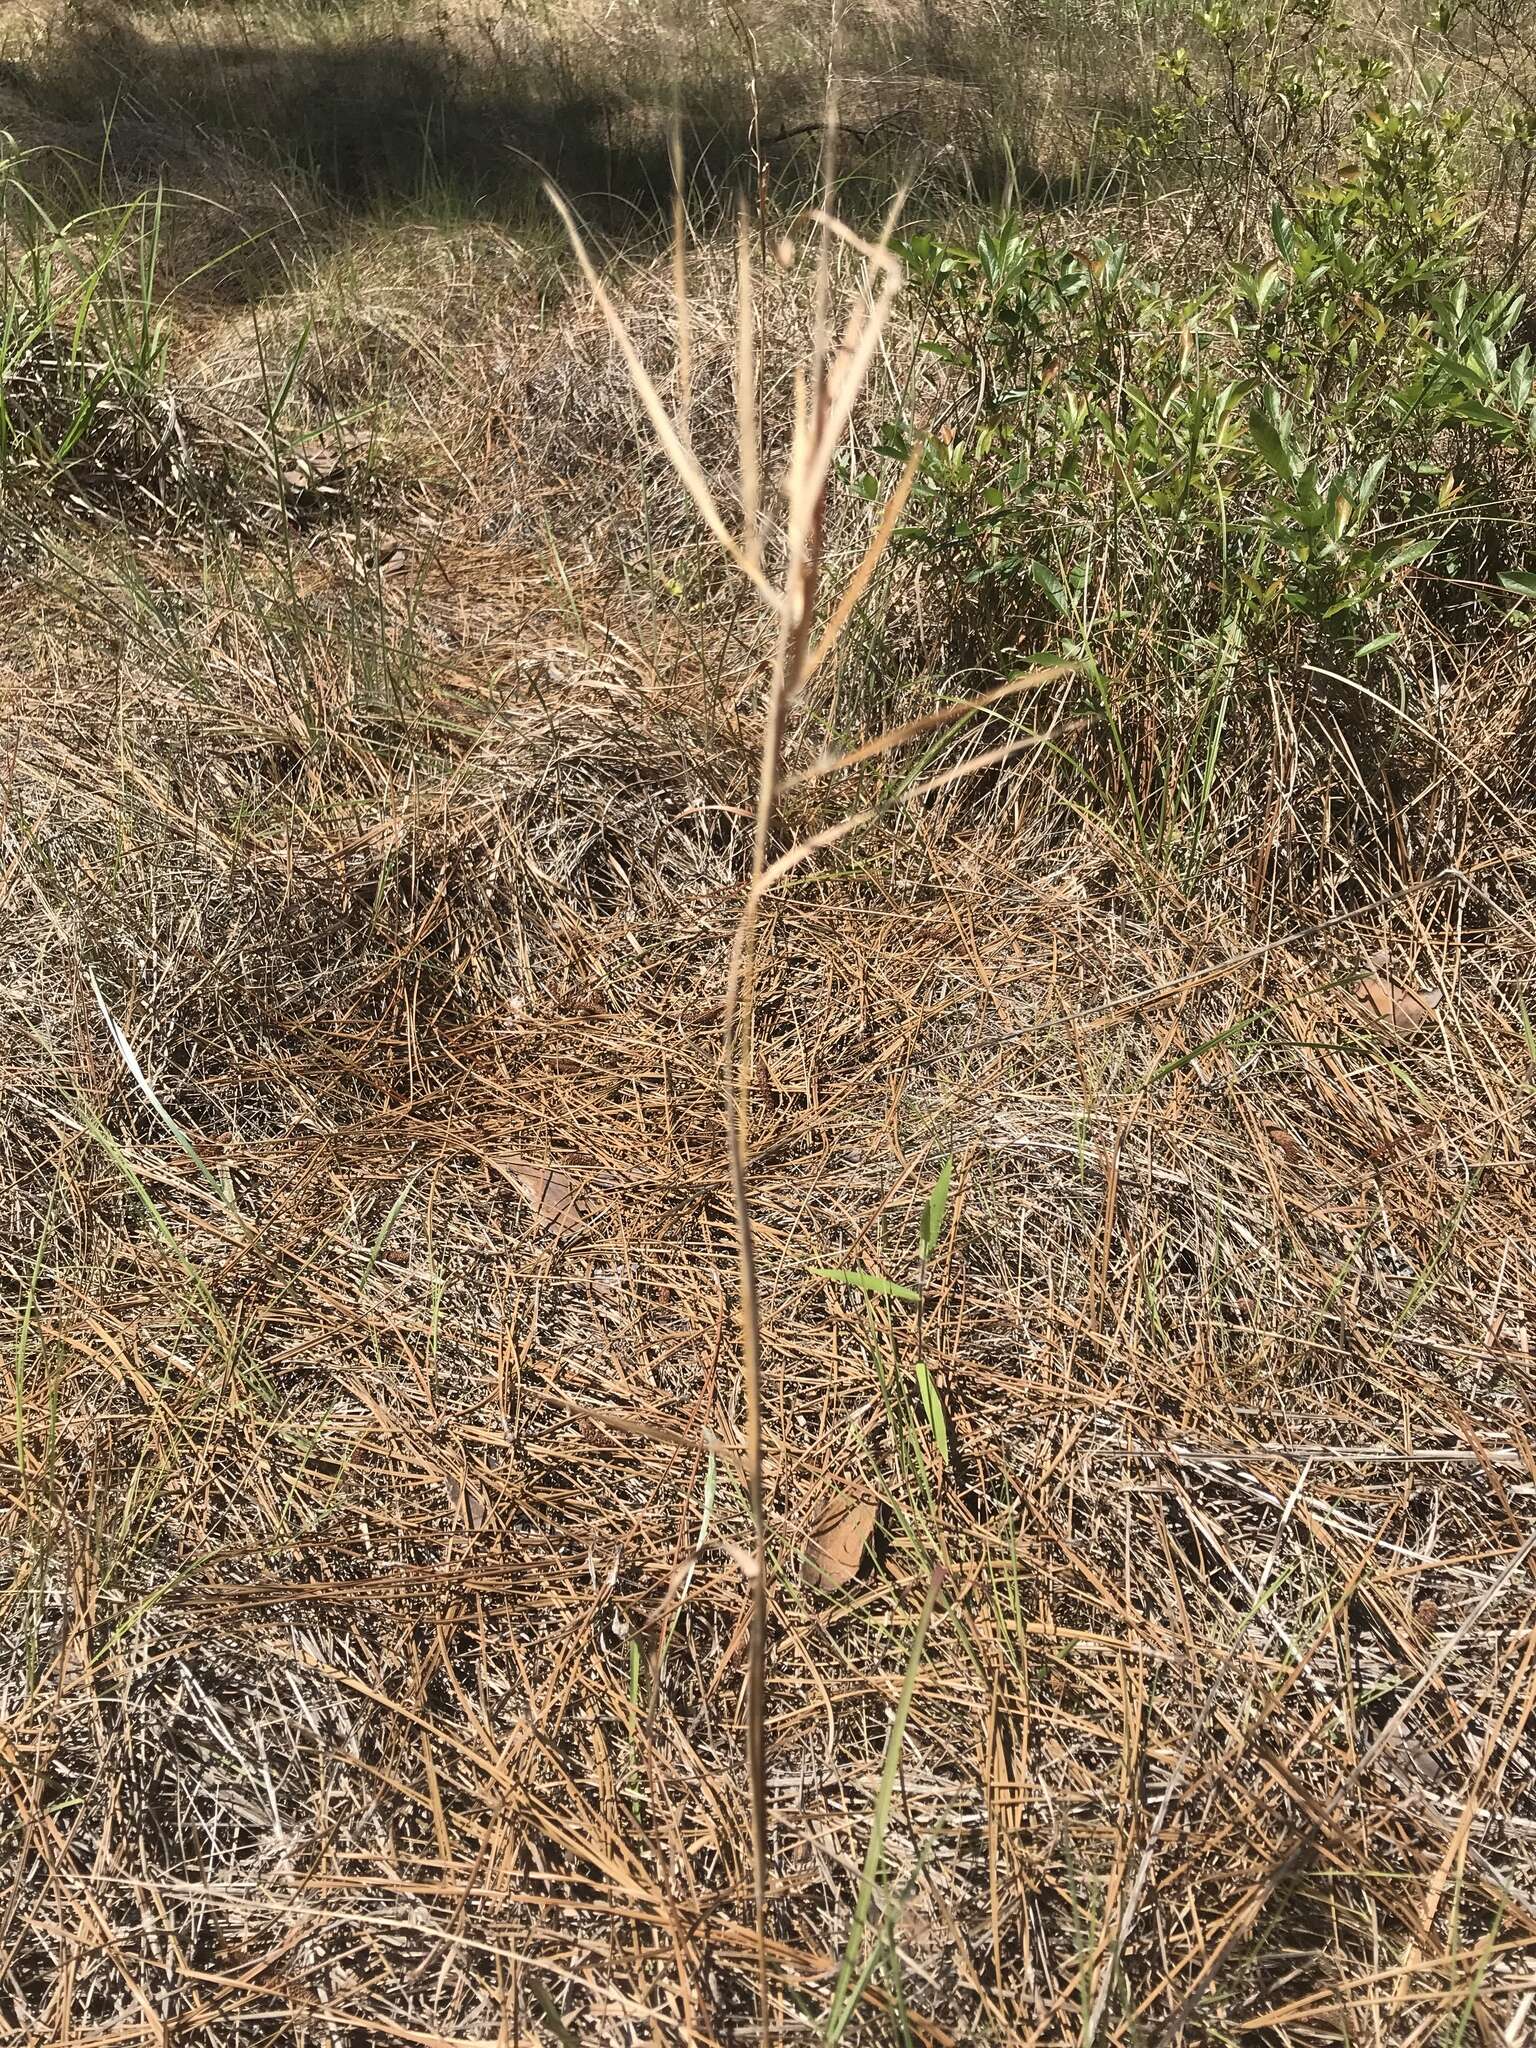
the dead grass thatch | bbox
[2,2,1536,2044]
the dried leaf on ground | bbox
[801,1490,878,1591]
[492,1158,585,1233]
[1350,970,1443,1036]
[445,1474,488,1531]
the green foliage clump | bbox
[883,177,1529,649]
[871,33,1536,856]
[0,151,183,515]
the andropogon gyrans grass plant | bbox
[551,157,905,2027]
[552,144,1081,2031]
[551,153,1066,2031]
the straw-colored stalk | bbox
[551,180,1058,2033]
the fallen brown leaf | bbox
[490,1157,583,1233]
[445,1474,488,1532]
[802,1491,877,1591]
[1349,970,1442,1036]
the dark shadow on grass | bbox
[0,2,1105,293]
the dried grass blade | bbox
[547,186,781,614]
[670,125,693,437]
[787,668,1075,788]
[736,207,761,574]
[754,724,1069,900]
[801,441,923,683]
[803,271,902,503]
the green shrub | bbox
[870,74,1536,857]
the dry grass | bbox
[2,1,1536,2043]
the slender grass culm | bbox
[550,141,1063,2035]
[550,155,916,2034]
